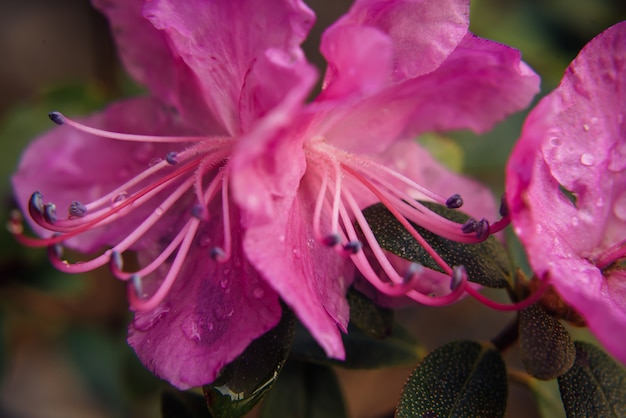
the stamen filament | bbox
[51,111,213,143]
[595,238,626,270]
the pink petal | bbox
[128,218,282,389]
[11,97,189,252]
[92,0,224,134]
[144,0,315,135]
[506,22,626,363]
[324,33,540,155]
[323,0,469,84]
[240,173,352,360]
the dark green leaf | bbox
[292,322,420,369]
[558,341,626,417]
[346,287,393,339]
[396,340,507,418]
[362,201,512,289]
[519,304,575,380]
[260,362,347,418]
[161,389,212,418]
[203,308,296,418]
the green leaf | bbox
[396,340,507,418]
[292,322,421,369]
[260,362,347,418]
[203,308,296,418]
[361,201,512,289]
[161,389,212,418]
[558,341,626,417]
[346,287,393,339]
[519,304,575,380]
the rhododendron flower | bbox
[12,0,539,388]
[506,22,626,364]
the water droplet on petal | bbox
[572,217,579,227]
[580,153,595,166]
[596,197,605,208]
[154,207,164,216]
[613,191,626,221]
[253,287,265,299]
[181,318,202,343]
[292,247,301,259]
[111,191,129,206]
[535,223,543,233]
[220,278,229,289]
[583,124,590,132]
[549,137,562,147]
[149,157,163,167]
[133,304,170,332]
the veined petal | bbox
[11,97,188,252]
[128,221,282,390]
[92,0,224,134]
[324,33,540,154]
[507,22,626,364]
[324,0,469,84]
[241,182,351,360]
[144,0,315,135]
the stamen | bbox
[68,201,88,218]
[404,262,424,283]
[48,111,65,125]
[475,218,490,240]
[499,194,509,217]
[343,240,362,254]
[210,247,226,261]
[464,276,553,311]
[131,274,144,298]
[451,265,466,290]
[191,205,207,220]
[462,218,478,234]
[50,111,212,143]
[595,238,626,270]
[29,191,44,215]
[446,194,463,209]
[44,203,57,224]
[110,250,123,271]
[323,233,341,247]
[166,152,179,165]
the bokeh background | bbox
[0,1,625,417]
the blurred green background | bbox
[0,1,624,417]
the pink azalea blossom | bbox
[12,0,539,389]
[506,22,626,364]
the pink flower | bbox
[12,0,539,389]
[506,22,626,364]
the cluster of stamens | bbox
[9,111,549,313]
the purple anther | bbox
[51,243,63,259]
[210,247,226,261]
[323,233,341,247]
[110,251,123,271]
[44,203,57,224]
[461,218,478,234]
[166,152,179,165]
[499,194,509,218]
[191,205,207,220]
[131,274,144,297]
[445,193,463,209]
[68,201,88,218]
[48,111,66,125]
[343,240,362,254]
[29,191,44,215]
[451,265,466,290]
[475,218,490,240]
[403,262,423,283]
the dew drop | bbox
[596,197,605,208]
[154,207,164,216]
[181,319,201,343]
[549,137,562,147]
[292,247,302,259]
[307,238,315,249]
[583,124,590,132]
[133,304,170,332]
[220,277,229,289]
[149,157,163,167]
[111,191,129,206]
[535,223,543,233]
[613,192,626,221]
[580,153,595,166]
[572,217,579,227]
[253,287,265,299]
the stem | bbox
[491,316,520,352]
